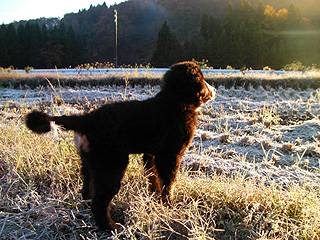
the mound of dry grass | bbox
[0,102,320,240]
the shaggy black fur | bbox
[25,61,216,231]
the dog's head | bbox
[161,61,216,107]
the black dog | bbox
[25,61,215,230]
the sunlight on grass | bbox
[0,101,319,239]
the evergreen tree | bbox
[0,25,8,67]
[249,20,266,68]
[200,14,209,40]
[198,36,209,61]
[234,21,246,67]
[208,16,221,40]
[287,3,302,29]
[29,23,41,67]
[216,29,229,67]
[183,39,198,61]
[151,21,182,67]
[6,24,18,67]
[224,2,234,34]
[41,24,48,44]
[17,24,27,68]
[255,0,265,23]
[237,0,254,22]
[63,25,86,67]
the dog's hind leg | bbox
[142,154,161,193]
[90,154,128,230]
[80,156,94,200]
[154,154,183,202]
[75,133,94,200]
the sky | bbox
[0,0,125,24]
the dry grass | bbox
[0,70,162,89]
[2,69,320,90]
[0,100,320,240]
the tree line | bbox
[151,0,320,69]
[0,22,86,69]
[1,0,319,69]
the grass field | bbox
[1,70,320,239]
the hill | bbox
[62,0,320,65]
[1,0,320,68]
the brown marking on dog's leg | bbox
[74,132,90,154]
[146,166,161,193]
[107,204,121,229]
[142,154,161,193]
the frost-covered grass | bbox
[0,70,163,89]
[0,111,320,239]
[1,69,320,90]
[1,74,320,239]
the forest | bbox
[152,0,320,68]
[0,22,85,69]
[0,0,319,69]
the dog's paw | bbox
[160,190,174,204]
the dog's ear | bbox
[169,63,191,83]
[161,63,186,90]
[173,63,189,75]
[165,62,199,87]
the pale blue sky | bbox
[0,0,125,24]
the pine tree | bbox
[224,2,234,34]
[234,21,246,67]
[183,39,198,61]
[287,3,302,29]
[0,25,8,67]
[151,21,182,67]
[6,24,18,67]
[29,23,41,67]
[63,25,86,67]
[200,14,209,40]
[208,16,221,40]
[17,24,27,68]
[216,29,229,67]
[255,0,265,23]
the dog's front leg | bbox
[91,196,120,230]
[154,154,182,202]
[142,154,161,194]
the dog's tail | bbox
[26,110,85,134]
